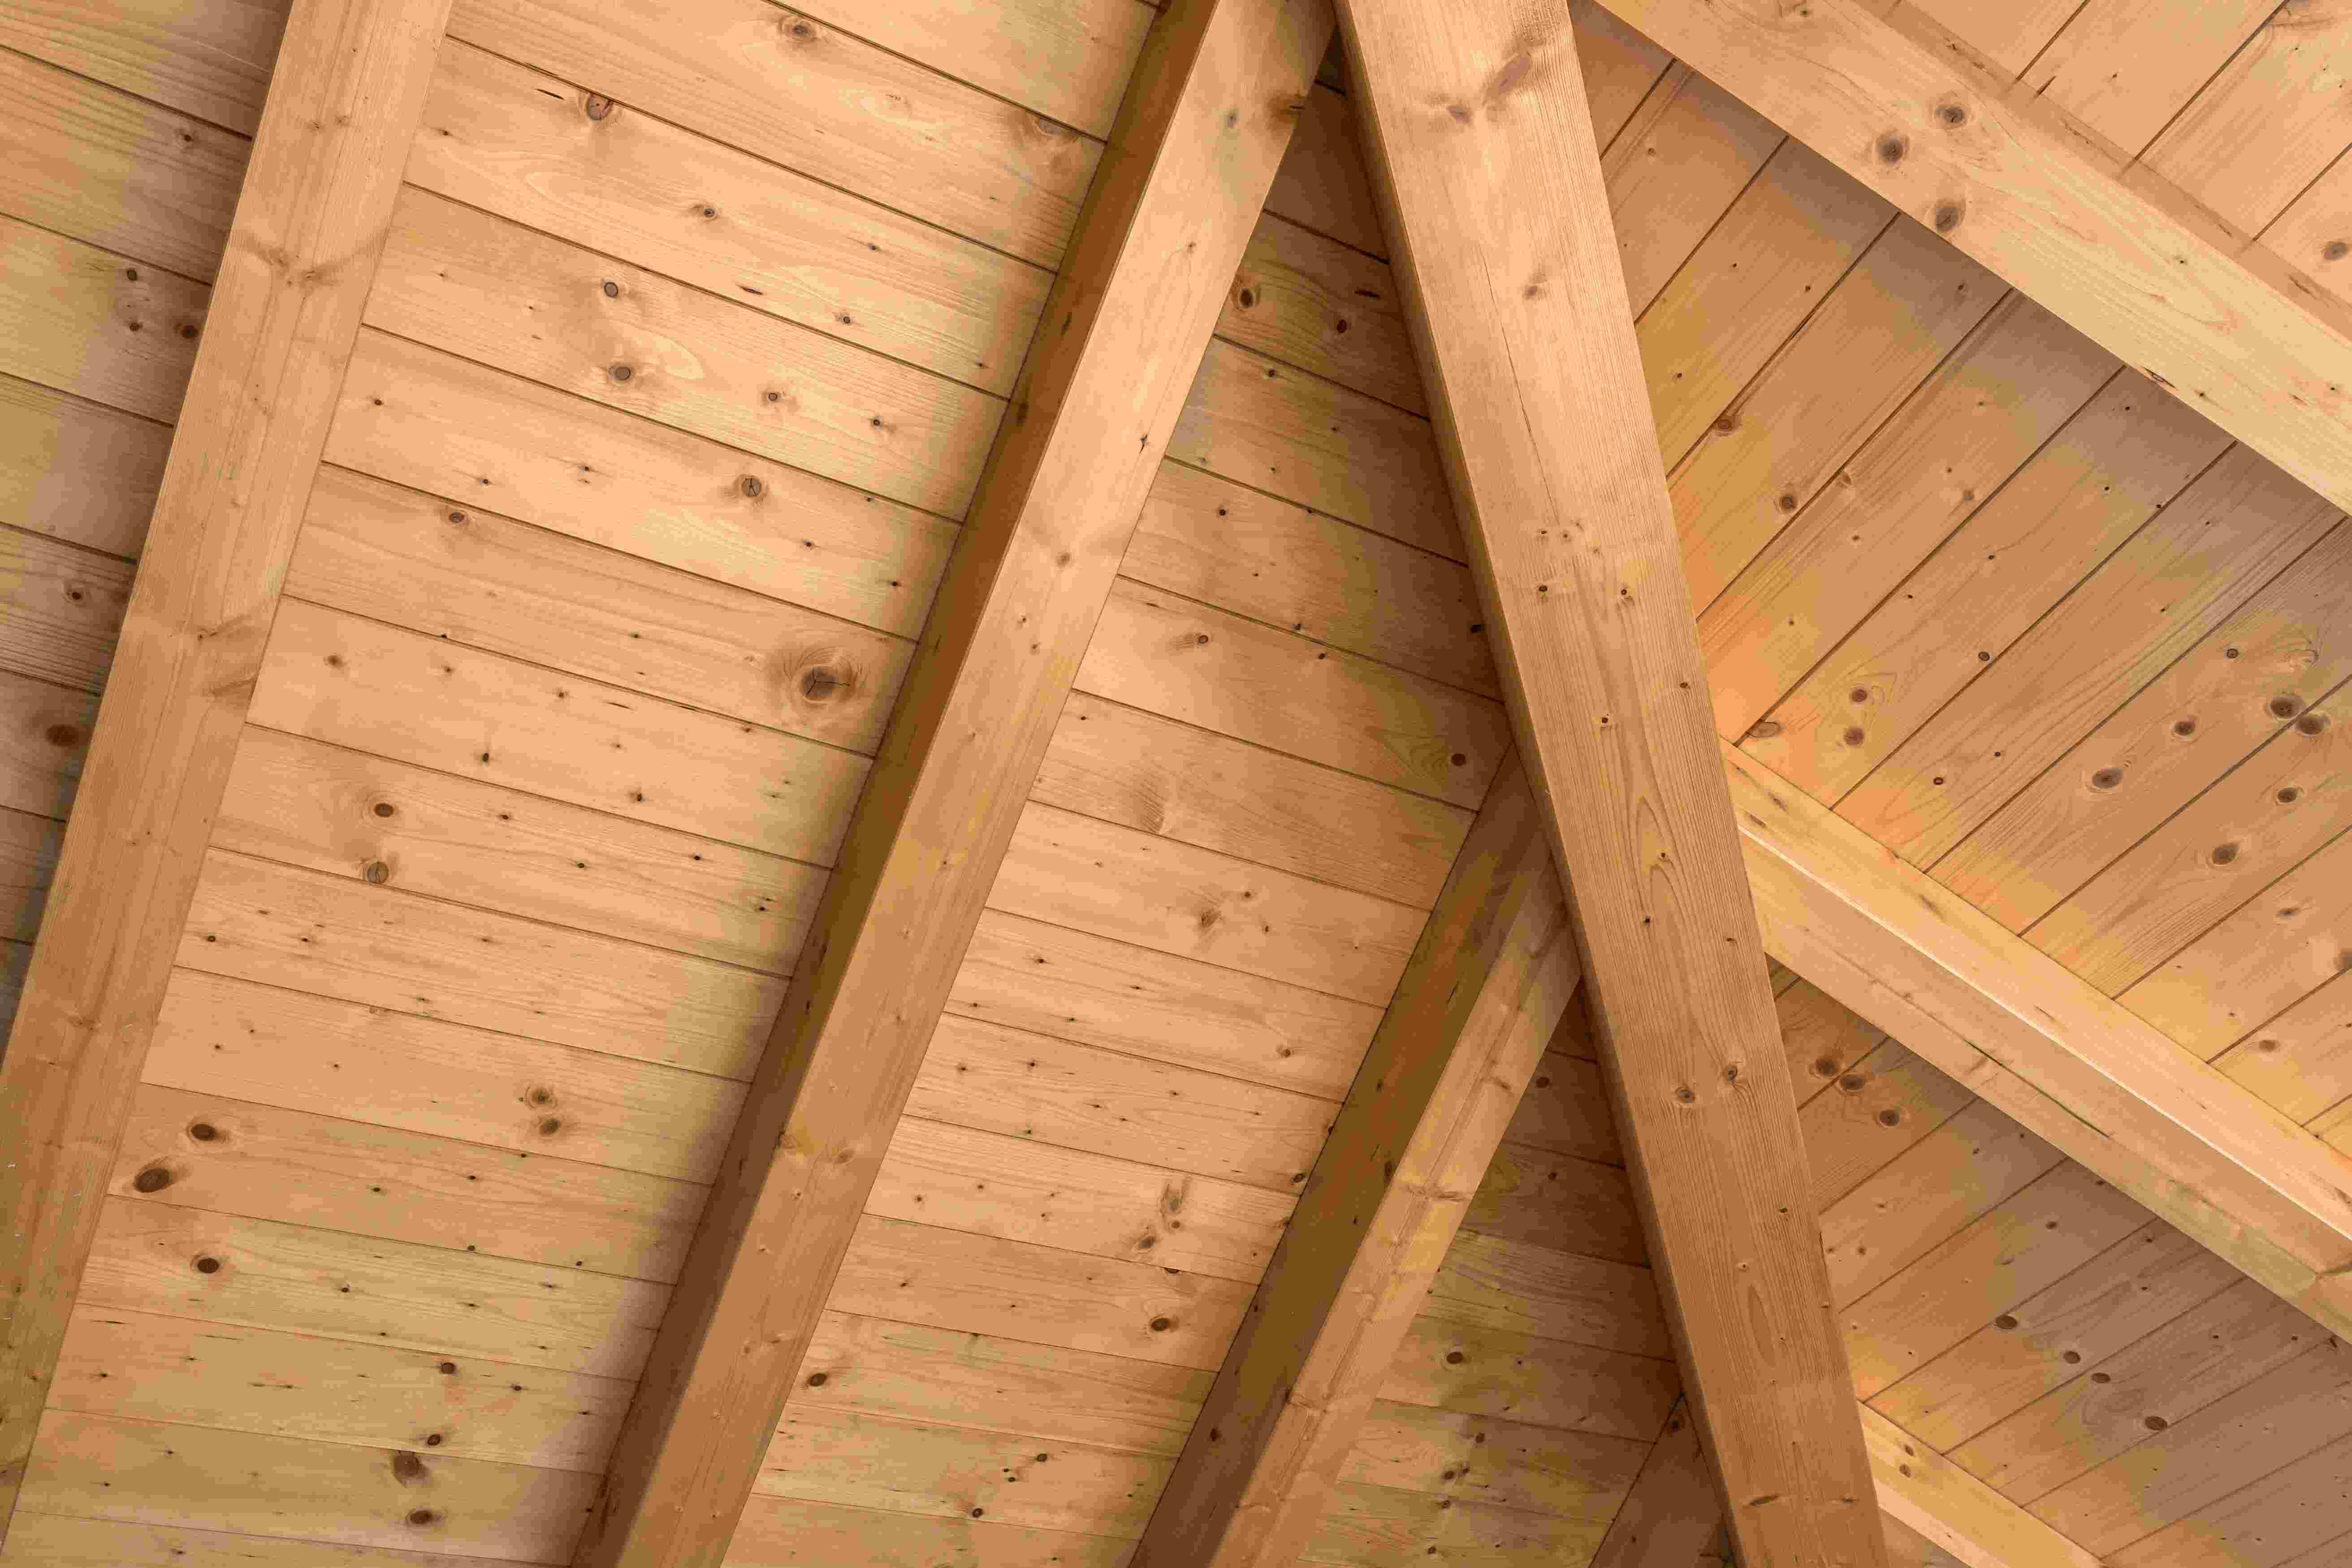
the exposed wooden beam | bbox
[1334,6,1884,1564]
[0,0,452,1531]
[1132,754,1580,1566]
[1726,739,2352,1341]
[1862,1405,2101,1568]
[1628,1402,2107,1568]
[569,3,1334,1563]
[1588,0,2352,518]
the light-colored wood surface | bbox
[1336,4,1883,1562]
[0,0,452,1534]
[572,2,1335,1562]
[1585,0,2352,520]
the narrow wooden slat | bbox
[0,0,289,136]
[0,374,169,559]
[2143,1,2352,237]
[0,0,451,1531]
[573,3,1332,1560]
[1586,0,2352,520]
[1726,738,2352,1339]
[2022,0,2275,159]
[0,673,95,821]
[442,0,1099,269]
[1131,756,1579,1565]
[407,40,1050,397]
[0,530,133,695]
[0,218,205,425]
[1336,6,1884,1562]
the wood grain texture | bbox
[1132,756,1578,1566]
[0,0,451,1534]
[1335,5,1882,1563]
[1587,0,2352,520]
[572,2,1334,1562]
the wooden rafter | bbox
[1727,739,2352,1340]
[1333,3,1884,1563]
[0,0,453,1531]
[1131,753,1581,1565]
[569,1,1334,1561]
[1588,0,2352,518]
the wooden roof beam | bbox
[1728,739,2352,1342]
[1130,754,1581,1566]
[1606,1402,2107,1568]
[0,0,453,1533]
[1335,4,1885,1564]
[569,2,1335,1562]
[1587,0,2352,517]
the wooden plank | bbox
[1379,1317,1677,1440]
[0,374,169,559]
[989,803,1423,1005]
[1129,756,1579,1566]
[0,47,247,282]
[1115,458,1493,698]
[20,1409,596,1560]
[212,724,826,974]
[2127,827,2352,1068]
[2144,0,2352,236]
[287,465,914,757]
[1672,219,2002,613]
[1,1512,473,1568]
[2025,664,2352,993]
[828,1214,1255,1374]
[0,673,95,822]
[1740,375,2227,802]
[1868,1222,2243,1452]
[1844,1163,2148,1400]
[1838,445,2340,866]
[2032,1337,2352,1554]
[0,0,289,136]
[52,1306,629,1472]
[0,0,450,1533]
[729,1495,1133,1568]
[442,0,1098,269]
[0,529,133,695]
[329,330,956,639]
[1336,4,1885,1563]
[1726,738,2352,1337]
[574,2,1332,1560]
[949,909,1380,1101]
[78,1199,668,1380]
[1950,1276,2325,1503]
[1700,295,2116,743]
[1586,1403,1723,1568]
[1586,0,2352,520]
[2022,0,2275,159]
[366,187,1002,519]
[250,600,867,864]
[0,219,205,426]
[1074,579,1508,809]
[146,968,746,1183]
[407,40,1049,397]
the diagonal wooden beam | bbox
[0,0,452,1532]
[1334,4,1884,1564]
[569,3,1333,1563]
[1130,753,1581,1567]
[1617,1401,2107,1568]
[1587,0,2352,518]
[1725,739,2352,1341]
[1862,1405,2101,1568]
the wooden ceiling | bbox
[2,0,2351,1564]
